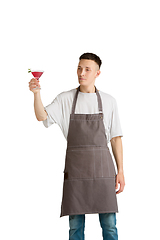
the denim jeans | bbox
[69,213,118,240]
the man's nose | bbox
[80,69,85,76]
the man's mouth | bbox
[79,78,85,80]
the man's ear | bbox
[96,70,101,78]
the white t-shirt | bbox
[43,88,123,143]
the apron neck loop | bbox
[71,85,103,114]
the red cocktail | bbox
[28,69,44,90]
[31,71,43,80]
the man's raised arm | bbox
[29,78,47,121]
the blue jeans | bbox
[69,213,118,240]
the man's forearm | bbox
[34,91,47,121]
[111,136,125,194]
[110,136,123,173]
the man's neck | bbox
[79,85,96,93]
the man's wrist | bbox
[34,91,41,100]
[117,169,124,174]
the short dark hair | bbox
[79,52,102,69]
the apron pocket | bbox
[64,148,95,180]
[94,147,116,178]
[64,147,116,180]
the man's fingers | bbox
[116,189,121,194]
[29,78,39,85]
[116,187,124,194]
[29,79,40,89]
[115,173,125,194]
[116,182,125,194]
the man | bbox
[29,53,125,240]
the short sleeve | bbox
[43,95,62,128]
[110,98,123,141]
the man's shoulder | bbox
[56,88,77,101]
[99,89,116,103]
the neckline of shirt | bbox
[76,87,99,95]
[79,91,96,95]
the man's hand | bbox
[115,172,125,194]
[29,78,41,94]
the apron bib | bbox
[60,86,118,217]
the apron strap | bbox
[71,85,103,114]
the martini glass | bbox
[28,69,44,90]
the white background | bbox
[0,0,160,239]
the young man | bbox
[29,53,125,240]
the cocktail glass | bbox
[28,69,44,90]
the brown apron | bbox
[60,86,118,217]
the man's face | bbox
[77,59,101,87]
